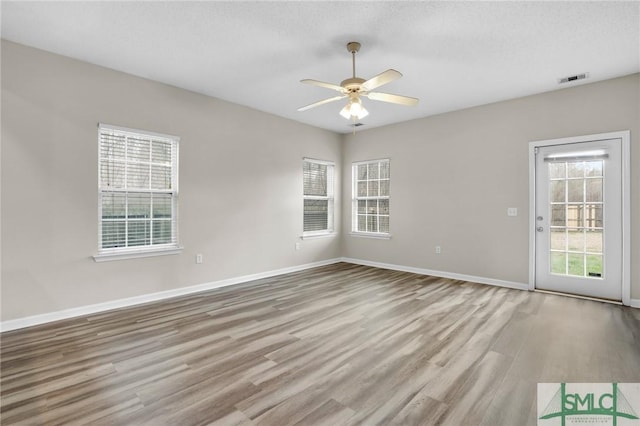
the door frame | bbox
[528,131,630,305]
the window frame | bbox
[93,123,182,262]
[302,158,336,238]
[351,158,391,238]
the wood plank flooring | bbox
[1,262,639,425]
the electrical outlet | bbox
[196,254,203,264]
[435,246,441,254]
[507,207,518,217]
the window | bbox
[352,159,390,235]
[303,158,335,236]
[96,124,180,260]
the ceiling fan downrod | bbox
[347,41,361,79]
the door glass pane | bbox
[567,162,584,178]
[551,205,566,226]
[567,253,585,276]
[549,163,565,179]
[567,205,583,227]
[550,252,566,274]
[585,204,603,228]
[567,229,584,251]
[568,179,584,202]
[585,179,603,202]
[585,230,603,253]
[586,255,603,277]
[550,181,566,202]
[550,228,566,250]
[584,161,603,177]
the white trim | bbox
[621,133,631,306]
[349,232,392,240]
[528,130,631,305]
[534,289,623,306]
[0,258,342,332]
[302,157,335,166]
[300,232,337,240]
[341,257,529,291]
[630,299,640,309]
[93,246,183,262]
[98,122,180,142]
[528,143,537,291]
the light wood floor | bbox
[1,263,639,425]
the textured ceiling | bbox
[2,1,639,134]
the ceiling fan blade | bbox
[301,79,345,92]
[298,95,346,112]
[361,69,402,91]
[366,92,419,106]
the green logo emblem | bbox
[539,383,639,426]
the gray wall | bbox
[341,73,639,297]
[1,41,342,321]
[2,40,638,323]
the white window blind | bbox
[352,159,390,234]
[303,158,335,235]
[98,124,179,255]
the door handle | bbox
[537,226,544,232]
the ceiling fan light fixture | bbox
[340,98,368,120]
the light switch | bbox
[507,208,518,217]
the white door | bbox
[535,139,622,301]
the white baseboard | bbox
[0,258,342,333]
[340,257,530,291]
[3,257,633,332]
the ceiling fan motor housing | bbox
[340,77,366,92]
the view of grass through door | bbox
[548,159,604,278]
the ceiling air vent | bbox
[558,73,589,84]
[348,122,365,127]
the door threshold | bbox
[534,289,622,305]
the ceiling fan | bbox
[298,41,419,121]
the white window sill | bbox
[301,232,337,240]
[93,246,184,262]
[349,232,391,240]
